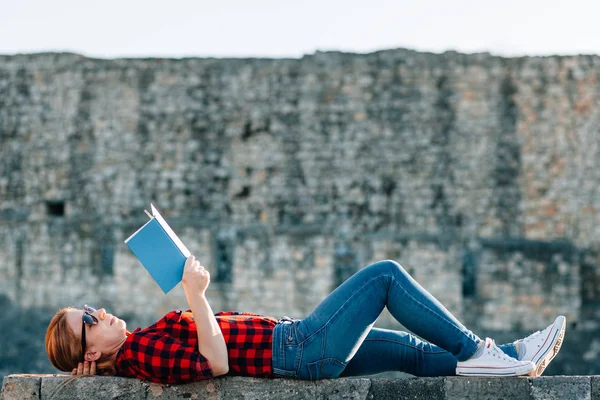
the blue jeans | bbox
[271,260,518,379]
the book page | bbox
[151,204,191,258]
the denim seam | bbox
[309,357,346,364]
[296,339,304,375]
[281,324,285,369]
[276,324,282,370]
[321,326,327,360]
[362,338,449,354]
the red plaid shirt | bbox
[115,310,278,384]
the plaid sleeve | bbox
[122,332,213,384]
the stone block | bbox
[591,376,600,400]
[1,374,41,400]
[368,377,445,400]
[40,375,146,400]
[445,376,530,400]
[220,376,316,399]
[144,379,222,400]
[530,376,591,400]
[315,378,370,399]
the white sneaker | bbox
[456,337,535,377]
[517,315,566,376]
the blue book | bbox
[124,204,191,294]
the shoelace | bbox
[488,339,518,363]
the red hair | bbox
[45,308,117,376]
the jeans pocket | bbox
[307,358,347,380]
[272,322,304,378]
[283,343,302,374]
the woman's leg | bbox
[341,328,457,377]
[294,260,481,379]
[340,328,520,377]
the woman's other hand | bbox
[182,255,210,296]
[72,361,96,376]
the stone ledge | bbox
[1,374,598,400]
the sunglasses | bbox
[81,305,98,360]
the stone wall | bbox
[1,50,600,377]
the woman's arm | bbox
[182,256,229,376]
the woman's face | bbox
[65,307,127,360]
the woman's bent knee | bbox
[368,260,407,277]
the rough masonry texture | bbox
[1,50,600,377]
[2,375,600,400]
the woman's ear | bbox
[84,350,101,362]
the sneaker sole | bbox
[529,316,566,377]
[456,361,535,377]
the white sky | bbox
[2,0,599,59]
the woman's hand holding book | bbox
[182,255,210,297]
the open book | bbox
[124,204,191,294]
